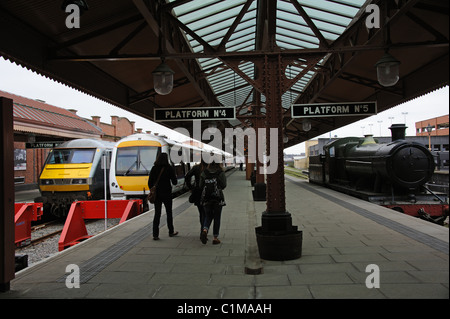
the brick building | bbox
[1,90,136,190]
[416,114,449,137]
[89,114,135,142]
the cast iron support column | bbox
[0,97,15,292]
[255,55,302,260]
[262,55,288,226]
[245,139,254,181]
[253,101,266,201]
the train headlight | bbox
[72,179,87,184]
[41,179,54,185]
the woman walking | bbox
[148,153,178,240]
[199,160,227,245]
[185,158,207,236]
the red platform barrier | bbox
[58,200,143,251]
[14,203,43,247]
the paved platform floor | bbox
[1,170,448,299]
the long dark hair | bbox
[199,157,207,171]
[207,161,223,171]
[154,152,170,167]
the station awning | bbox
[0,0,448,147]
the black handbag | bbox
[147,168,164,204]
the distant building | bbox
[283,154,296,163]
[88,114,135,142]
[416,114,449,137]
[293,140,318,170]
[1,90,137,190]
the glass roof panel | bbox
[169,0,366,111]
[172,0,221,17]
[179,1,246,25]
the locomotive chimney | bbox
[389,123,407,141]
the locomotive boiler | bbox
[309,124,448,224]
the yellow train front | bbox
[36,139,115,218]
[109,134,194,208]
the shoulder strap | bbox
[155,167,165,186]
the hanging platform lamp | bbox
[375,52,400,87]
[152,59,175,95]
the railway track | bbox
[15,218,121,267]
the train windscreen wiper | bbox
[124,160,137,175]
[124,159,149,175]
[139,160,149,174]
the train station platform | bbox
[1,170,448,300]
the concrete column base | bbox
[255,211,302,261]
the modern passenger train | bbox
[109,133,233,210]
[36,134,234,217]
[35,139,115,218]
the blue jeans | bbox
[202,202,223,237]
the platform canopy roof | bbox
[0,0,448,148]
[2,90,103,140]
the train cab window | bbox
[116,146,160,176]
[329,147,335,158]
[47,149,95,164]
[71,149,96,163]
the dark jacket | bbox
[199,166,226,204]
[185,164,204,190]
[185,164,205,206]
[148,165,177,199]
